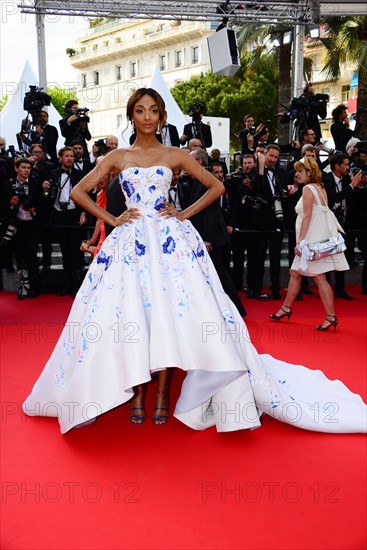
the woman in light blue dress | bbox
[23,89,366,435]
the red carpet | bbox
[1,289,366,550]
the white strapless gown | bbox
[23,167,367,434]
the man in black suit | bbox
[184,148,246,317]
[323,153,363,300]
[161,112,180,147]
[41,146,86,295]
[59,100,91,158]
[71,140,93,174]
[0,158,42,297]
[34,110,59,166]
[330,104,354,153]
[180,114,212,149]
[248,144,288,300]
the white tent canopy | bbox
[0,61,64,152]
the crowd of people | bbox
[1,93,367,305]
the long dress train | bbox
[23,167,367,434]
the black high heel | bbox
[316,314,338,332]
[269,305,292,322]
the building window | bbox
[115,37,121,44]
[176,50,182,67]
[94,71,99,85]
[342,85,350,103]
[103,40,109,47]
[116,65,122,81]
[92,43,98,51]
[192,46,199,64]
[80,47,86,54]
[160,55,166,71]
[82,74,87,88]
[131,62,137,77]
[117,114,123,128]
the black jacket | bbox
[181,122,212,149]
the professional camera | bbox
[280,93,329,123]
[94,138,108,156]
[272,189,288,223]
[23,86,51,116]
[316,143,341,157]
[43,181,59,200]
[242,195,268,211]
[76,107,90,118]
[351,166,367,179]
[189,103,206,121]
[12,182,32,210]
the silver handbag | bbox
[307,233,346,261]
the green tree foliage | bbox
[0,95,8,111]
[47,86,78,117]
[319,16,367,137]
[170,53,279,150]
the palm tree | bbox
[319,16,367,138]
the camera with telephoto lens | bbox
[316,143,342,157]
[272,189,289,223]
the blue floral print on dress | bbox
[162,236,176,254]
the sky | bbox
[1,2,89,95]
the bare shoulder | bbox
[163,146,190,168]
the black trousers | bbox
[231,230,250,290]
[52,209,85,291]
[209,244,246,317]
[13,219,40,292]
[248,230,283,294]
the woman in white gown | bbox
[23,89,367,434]
[270,157,348,331]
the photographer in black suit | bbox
[180,104,212,149]
[323,153,363,300]
[41,146,86,295]
[0,158,41,298]
[34,110,59,167]
[59,100,91,158]
[248,144,288,300]
[161,111,180,147]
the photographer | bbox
[33,110,59,167]
[16,118,34,153]
[238,114,256,155]
[297,84,328,143]
[330,104,355,153]
[228,154,258,291]
[180,104,212,149]
[0,137,14,181]
[248,144,288,300]
[323,153,363,299]
[42,146,86,296]
[0,158,41,298]
[59,100,91,158]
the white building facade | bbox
[70,19,217,139]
